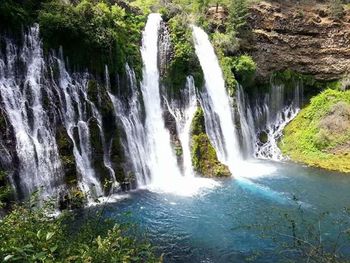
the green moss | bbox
[56,126,77,186]
[111,127,126,184]
[280,88,350,173]
[191,107,206,135]
[59,186,87,210]
[190,107,231,178]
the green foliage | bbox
[272,69,335,95]
[190,107,231,177]
[218,55,237,96]
[280,88,350,173]
[129,0,159,14]
[232,54,256,87]
[0,0,51,33]
[0,171,13,209]
[165,14,204,94]
[228,0,249,33]
[212,31,239,55]
[330,0,344,19]
[0,204,160,262]
[39,0,145,77]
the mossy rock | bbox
[191,107,206,135]
[56,126,77,187]
[190,107,231,178]
[88,118,112,194]
[191,134,230,178]
[59,186,87,210]
[111,126,126,184]
[280,89,350,173]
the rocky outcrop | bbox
[190,107,231,178]
[245,1,350,81]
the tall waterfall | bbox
[0,25,62,198]
[192,26,241,173]
[140,13,183,188]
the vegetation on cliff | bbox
[190,107,231,177]
[0,202,160,262]
[164,14,204,93]
[39,0,145,77]
[280,88,350,173]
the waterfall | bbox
[192,26,241,173]
[0,25,63,198]
[165,76,197,178]
[140,13,183,188]
[237,82,303,160]
[236,85,256,158]
[55,56,103,198]
[108,65,150,186]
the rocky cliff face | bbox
[245,1,350,81]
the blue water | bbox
[100,161,350,262]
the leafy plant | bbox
[0,202,160,262]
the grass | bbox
[280,89,350,173]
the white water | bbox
[130,15,218,196]
[236,82,302,160]
[55,56,103,198]
[0,25,62,198]
[140,14,183,189]
[108,65,150,186]
[192,26,241,173]
[166,76,197,178]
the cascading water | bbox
[108,65,150,186]
[192,26,241,173]
[54,55,103,198]
[0,24,114,200]
[165,76,197,178]
[0,25,62,198]
[192,25,289,202]
[139,13,183,189]
[236,81,303,160]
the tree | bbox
[229,0,248,32]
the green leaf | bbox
[50,245,58,253]
[4,255,14,261]
[46,232,55,241]
[37,229,42,239]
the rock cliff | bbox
[245,1,350,81]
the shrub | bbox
[39,0,145,77]
[233,55,256,87]
[0,203,160,262]
[280,89,350,173]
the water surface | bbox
[102,161,350,262]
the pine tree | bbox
[229,0,248,32]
